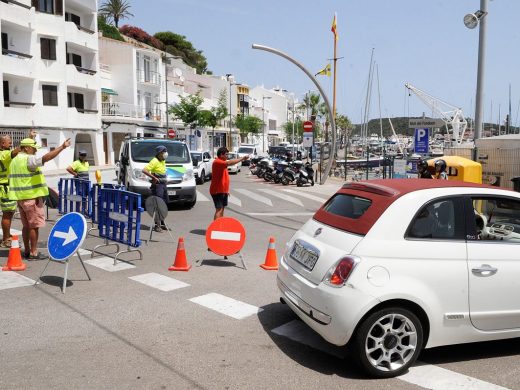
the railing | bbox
[76,108,98,114]
[136,69,161,85]
[75,66,97,75]
[75,23,95,35]
[2,0,31,9]
[2,48,32,59]
[101,102,164,121]
[99,63,111,72]
[4,101,35,108]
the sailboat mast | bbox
[362,49,375,148]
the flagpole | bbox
[332,14,338,134]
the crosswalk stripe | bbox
[228,194,242,207]
[235,189,272,207]
[282,189,328,203]
[196,191,210,202]
[259,189,304,207]
[129,273,190,292]
[189,293,263,320]
[84,256,136,272]
[0,271,35,290]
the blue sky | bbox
[112,0,519,125]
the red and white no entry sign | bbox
[206,217,246,256]
[303,121,313,132]
[167,128,175,138]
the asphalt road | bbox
[1,169,520,389]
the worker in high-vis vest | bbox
[8,137,71,260]
[143,145,168,232]
[0,134,21,248]
[66,149,89,179]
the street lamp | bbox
[225,74,241,150]
[262,96,271,153]
[464,0,488,158]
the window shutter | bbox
[74,93,84,110]
[49,39,56,60]
[55,0,63,15]
[50,86,58,106]
[40,38,49,60]
[67,92,72,107]
[43,85,58,106]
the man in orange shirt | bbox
[210,147,248,220]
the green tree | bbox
[336,114,352,131]
[169,93,204,129]
[235,115,263,139]
[282,120,304,143]
[154,31,209,74]
[99,0,134,28]
[97,15,124,41]
[299,92,322,119]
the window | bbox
[42,85,58,106]
[66,53,82,67]
[40,38,56,60]
[34,0,62,15]
[323,194,372,220]
[471,197,520,242]
[67,92,84,110]
[65,12,80,26]
[407,198,464,240]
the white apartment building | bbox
[0,0,102,170]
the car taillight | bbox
[323,256,360,288]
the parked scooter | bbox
[281,160,301,186]
[263,159,277,182]
[273,160,288,183]
[296,161,315,187]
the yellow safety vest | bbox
[8,153,49,201]
[0,150,12,184]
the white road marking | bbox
[271,320,346,358]
[273,320,509,390]
[282,189,328,203]
[259,189,304,207]
[227,194,242,207]
[129,273,190,292]
[235,189,273,207]
[210,231,241,241]
[196,191,210,202]
[84,256,136,272]
[247,213,314,216]
[189,293,263,320]
[0,271,35,290]
[74,248,92,257]
[400,364,510,390]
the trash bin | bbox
[511,177,520,192]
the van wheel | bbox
[197,170,205,185]
[351,307,423,378]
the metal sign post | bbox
[36,212,90,294]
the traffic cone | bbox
[2,235,26,271]
[168,237,191,271]
[260,237,278,270]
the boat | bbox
[336,153,386,169]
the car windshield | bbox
[190,152,202,160]
[323,194,372,219]
[228,153,238,159]
[131,141,190,164]
[238,147,254,154]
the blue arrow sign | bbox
[48,212,87,261]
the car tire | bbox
[197,170,205,185]
[351,307,423,378]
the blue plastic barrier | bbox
[90,183,126,224]
[58,178,92,218]
[92,188,143,265]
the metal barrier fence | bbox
[58,178,92,218]
[92,188,143,265]
[90,183,126,224]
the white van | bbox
[116,138,196,207]
[236,144,259,165]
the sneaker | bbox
[0,238,12,248]
[27,252,48,261]
[154,226,163,233]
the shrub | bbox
[119,25,164,50]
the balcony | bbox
[1,0,31,9]
[2,48,32,59]
[102,102,164,122]
[65,23,97,51]
[4,101,35,108]
[0,0,34,28]
[136,70,161,86]
[65,64,99,89]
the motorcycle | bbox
[296,162,315,187]
[281,161,300,186]
[273,160,288,184]
[263,159,277,182]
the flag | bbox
[315,64,331,77]
[331,12,338,41]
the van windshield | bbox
[131,141,190,164]
[238,147,254,154]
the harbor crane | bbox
[405,83,468,146]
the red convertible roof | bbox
[314,179,497,235]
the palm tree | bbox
[99,0,134,28]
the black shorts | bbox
[211,193,228,209]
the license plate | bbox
[168,190,176,196]
[290,240,319,270]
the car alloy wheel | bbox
[353,307,423,378]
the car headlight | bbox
[183,169,194,182]
[133,169,147,180]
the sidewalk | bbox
[44,164,116,177]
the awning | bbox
[101,88,118,96]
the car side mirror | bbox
[192,157,199,166]
[203,158,210,162]
[121,156,129,165]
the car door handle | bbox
[471,264,498,277]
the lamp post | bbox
[464,0,488,159]
[225,74,236,150]
[262,96,271,153]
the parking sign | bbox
[414,128,429,154]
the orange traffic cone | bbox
[168,237,191,271]
[260,237,278,270]
[2,235,26,271]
